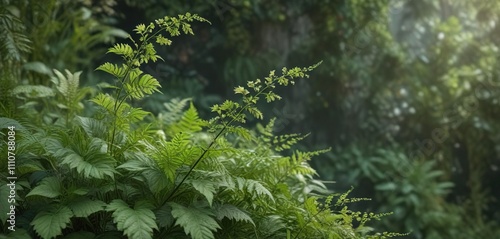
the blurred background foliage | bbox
[1,0,500,238]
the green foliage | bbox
[31,205,73,239]
[93,13,209,155]
[0,13,400,239]
[133,0,498,237]
[106,200,158,239]
[170,203,221,239]
[320,144,500,238]
[0,8,31,62]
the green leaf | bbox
[144,132,200,182]
[190,180,216,206]
[23,62,52,76]
[74,116,108,139]
[106,199,158,239]
[52,69,82,98]
[12,85,55,98]
[56,138,116,179]
[68,198,106,217]
[168,102,207,135]
[155,204,174,228]
[170,203,221,239]
[238,178,274,202]
[107,43,134,58]
[142,168,170,194]
[26,177,61,198]
[31,205,73,239]
[96,63,128,78]
[215,204,255,226]
[160,98,192,125]
[124,70,161,99]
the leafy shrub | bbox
[0,13,404,239]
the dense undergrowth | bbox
[0,13,406,239]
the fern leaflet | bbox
[215,204,255,226]
[106,200,158,239]
[169,202,221,239]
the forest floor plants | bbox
[0,13,405,239]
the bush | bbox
[0,13,405,239]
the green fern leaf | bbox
[225,126,252,140]
[144,132,201,182]
[159,98,192,125]
[96,62,128,78]
[169,202,221,239]
[235,178,274,202]
[68,198,106,217]
[106,199,158,239]
[256,215,286,238]
[52,69,81,98]
[91,93,148,124]
[31,205,73,239]
[107,43,134,58]
[26,177,61,198]
[168,102,207,135]
[55,138,116,179]
[0,11,31,61]
[126,107,150,122]
[246,106,263,119]
[124,69,161,99]
[190,180,216,206]
[214,204,255,226]
[91,93,115,112]
[74,116,108,139]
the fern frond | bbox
[0,11,31,62]
[167,102,207,135]
[169,202,221,239]
[96,62,128,78]
[214,204,255,226]
[106,199,158,239]
[186,179,217,206]
[124,69,161,99]
[52,69,81,98]
[74,116,108,140]
[236,177,274,202]
[107,43,135,59]
[51,69,90,111]
[160,98,192,125]
[225,125,253,140]
[91,93,149,125]
[257,119,310,151]
[142,132,201,182]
